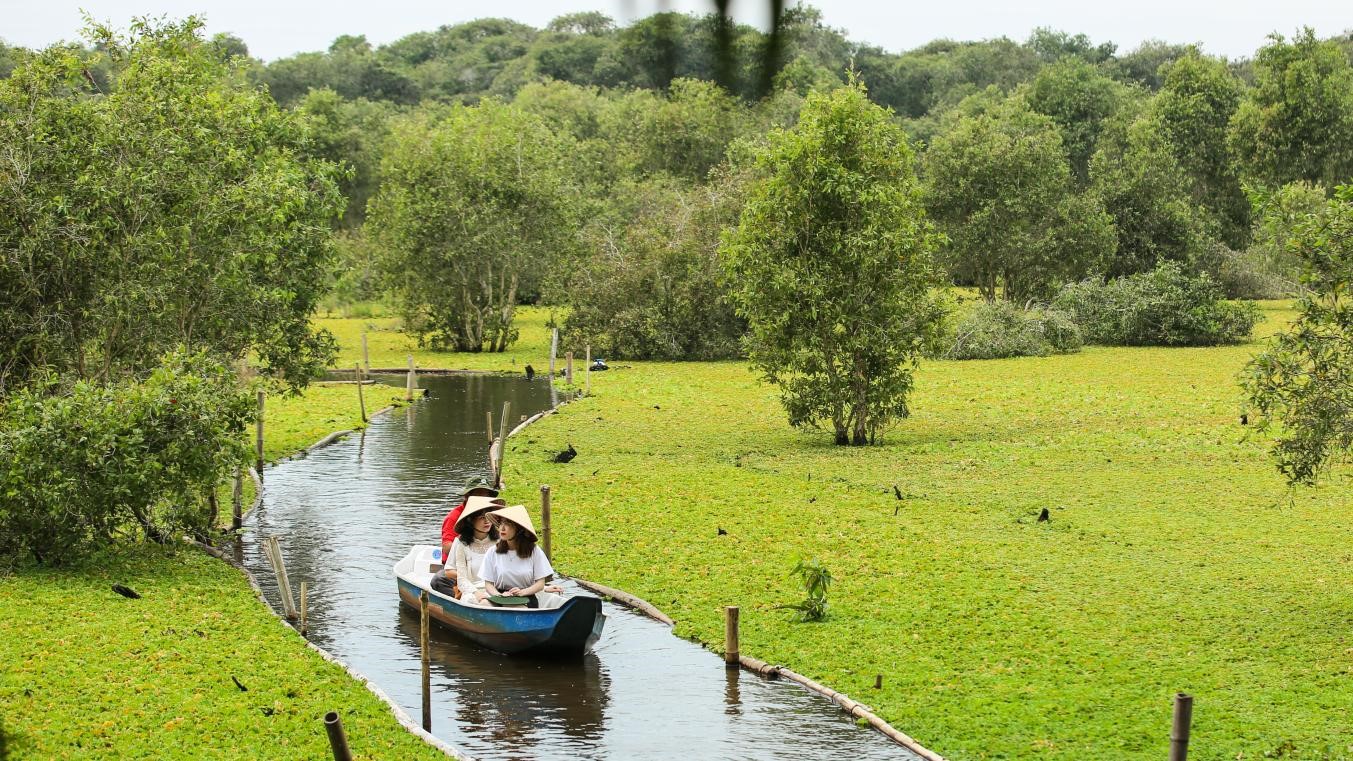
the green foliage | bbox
[1230,29,1353,190]
[777,559,832,622]
[1090,114,1209,277]
[0,351,252,564]
[562,178,746,360]
[923,94,1116,302]
[368,100,579,352]
[1245,186,1353,484]
[1234,181,1331,296]
[1024,57,1131,183]
[1109,39,1192,90]
[1153,49,1249,247]
[943,301,1083,360]
[1054,262,1262,346]
[0,18,342,393]
[722,82,945,446]
[297,88,397,229]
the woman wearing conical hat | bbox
[477,505,554,608]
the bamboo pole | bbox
[549,328,558,378]
[584,345,591,396]
[255,391,265,475]
[495,401,511,487]
[541,485,552,559]
[565,351,573,385]
[420,590,431,732]
[355,364,366,423]
[300,581,308,637]
[1170,693,1193,761]
[486,410,494,443]
[231,469,243,530]
[266,536,299,620]
[324,711,353,761]
[724,606,740,666]
[405,355,415,401]
[361,332,370,373]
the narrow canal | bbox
[241,373,919,760]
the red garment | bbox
[440,502,467,546]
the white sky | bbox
[3,0,1349,62]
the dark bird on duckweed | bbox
[893,485,903,500]
[1240,413,1248,425]
[553,444,577,463]
[525,364,535,380]
[717,527,728,536]
[112,584,140,599]
[231,675,248,692]
[1037,508,1050,522]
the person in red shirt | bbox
[435,480,501,595]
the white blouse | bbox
[479,546,554,592]
[452,535,496,598]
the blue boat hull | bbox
[397,577,604,656]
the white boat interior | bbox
[395,544,568,610]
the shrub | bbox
[1053,261,1262,346]
[0,351,252,565]
[943,301,1083,360]
[777,559,832,622]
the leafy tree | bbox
[368,101,579,351]
[722,82,945,446]
[0,18,342,392]
[1230,29,1353,190]
[923,94,1116,302]
[563,176,746,360]
[1110,39,1192,89]
[1242,181,1329,292]
[1153,49,1249,247]
[1091,115,1209,277]
[605,78,749,182]
[1025,57,1131,183]
[1026,28,1117,64]
[1245,186,1353,484]
[297,88,396,228]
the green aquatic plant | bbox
[778,559,832,622]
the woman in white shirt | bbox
[478,504,553,608]
[451,500,501,602]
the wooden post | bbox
[565,352,574,385]
[1170,693,1193,761]
[486,410,494,443]
[420,590,431,732]
[405,354,415,402]
[355,364,366,423]
[324,711,353,761]
[360,332,370,373]
[549,328,558,378]
[874,674,883,689]
[264,537,298,620]
[255,391,265,475]
[495,401,511,487]
[584,345,591,396]
[231,469,243,531]
[300,581,308,637]
[541,485,552,559]
[724,606,740,666]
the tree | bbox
[1245,185,1353,484]
[0,18,342,392]
[1090,115,1209,277]
[368,101,579,352]
[1153,49,1249,247]
[923,94,1116,302]
[721,82,945,446]
[297,88,396,229]
[1025,57,1131,183]
[1230,29,1353,190]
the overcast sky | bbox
[5,0,1350,61]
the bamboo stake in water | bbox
[231,469,243,531]
[565,352,573,385]
[264,537,299,620]
[549,328,558,378]
[405,354,415,401]
[725,606,740,666]
[541,484,552,559]
[495,401,511,487]
[355,364,366,423]
[486,410,494,443]
[255,391,265,475]
[420,590,431,732]
[1170,693,1193,761]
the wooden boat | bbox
[394,545,605,656]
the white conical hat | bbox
[489,504,537,540]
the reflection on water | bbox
[242,374,918,760]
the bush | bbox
[1053,262,1262,346]
[943,301,1083,360]
[0,351,252,565]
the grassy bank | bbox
[320,305,559,373]
[0,545,444,759]
[472,301,1353,760]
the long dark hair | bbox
[495,526,537,559]
[457,517,498,546]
